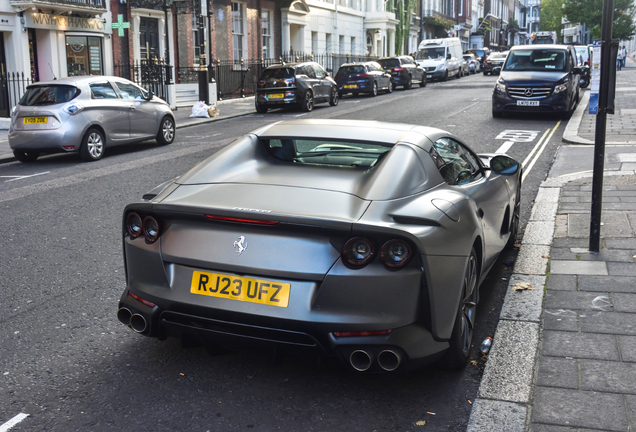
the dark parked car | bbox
[117,119,522,373]
[483,52,508,75]
[255,62,338,113]
[335,62,392,97]
[492,45,582,118]
[377,56,427,90]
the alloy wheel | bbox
[460,254,478,357]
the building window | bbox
[66,36,103,77]
[351,36,356,55]
[192,15,200,64]
[262,10,272,59]
[232,2,246,61]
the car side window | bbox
[90,82,118,99]
[431,138,484,185]
[312,64,326,79]
[115,82,144,100]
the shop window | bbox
[66,36,103,77]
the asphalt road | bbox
[0,72,565,431]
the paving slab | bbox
[531,387,629,431]
[541,330,620,360]
[546,274,577,291]
[542,309,579,332]
[580,311,636,335]
[608,261,636,276]
[579,359,636,394]
[466,399,527,432]
[550,260,608,275]
[535,356,579,389]
[578,275,636,292]
[618,335,636,362]
[611,293,636,313]
[567,212,634,238]
[544,291,612,312]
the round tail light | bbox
[126,212,143,238]
[381,239,411,268]
[143,216,160,243]
[343,237,374,266]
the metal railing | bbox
[0,72,33,117]
[114,59,172,102]
[212,52,381,100]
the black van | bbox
[492,45,582,118]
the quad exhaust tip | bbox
[350,350,372,372]
[130,314,148,334]
[378,350,401,372]
[117,307,132,326]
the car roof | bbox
[27,75,131,87]
[510,44,569,51]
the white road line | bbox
[0,413,29,432]
[495,141,514,154]
[1,172,50,183]
[212,133,222,136]
[447,101,479,117]
[521,121,561,183]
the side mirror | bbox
[143,90,154,101]
[447,53,452,60]
[572,66,582,75]
[490,155,520,175]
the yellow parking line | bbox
[521,121,561,183]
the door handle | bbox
[128,105,136,111]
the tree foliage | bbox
[562,0,636,40]
[540,0,563,42]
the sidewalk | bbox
[0,96,257,164]
[468,59,636,431]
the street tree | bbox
[562,0,636,40]
[540,0,564,43]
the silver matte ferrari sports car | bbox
[118,119,521,372]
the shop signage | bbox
[25,13,112,34]
[112,14,130,37]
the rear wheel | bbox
[300,90,314,112]
[404,76,412,90]
[13,150,39,163]
[329,87,339,106]
[255,102,268,113]
[79,128,105,161]
[156,115,175,145]
[438,249,479,369]
[387,82,394,93]
[370,82,378,97]
[420,76,427,87]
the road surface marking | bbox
[212,133,222,136]
[495,141,515,154]
[521,122,561,183]
[0,413,29,432]
[1,172,49,182]
[447,102,479,117]
[495,130,540,154]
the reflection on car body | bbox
[118,119,522,373]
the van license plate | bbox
[517,100,539,106]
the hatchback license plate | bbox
[344,84,357,89]
[268,93,285,100]
[517,100,539,106]
[191,271,291,307]
[23,116,47,124]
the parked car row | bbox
[254,57,428,113]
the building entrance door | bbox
[140,17,159,60]
[0,33,9,117]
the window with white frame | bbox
[232,2,246,61]
[262,10,273,59]
[192,15,200,64]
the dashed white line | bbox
[0,413,29,432]
[1,171,50,182]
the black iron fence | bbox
[0,72,33,117]
[114,59,172,102]
[212,52,381,101]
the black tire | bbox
[457,69,463,79]
[329,87,339,106]
[442,71,449,81]
[404,76,412,90]
[13,150,39,163]
[419,76,427,87]
[370,82,378,97]
[483,70,489,76]
[79,128,105,162]
[156,115,175,145]
[255,102,268,113]
[438,248,479,369]
[387,82,394,93]
[300,90,314,112]
[391,82,397,91]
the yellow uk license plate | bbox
[190,271,291,307]
[23,117,47,124]
[268,93,285,99]
[344,84,357,89]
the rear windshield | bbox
[260,68,295,79]
[264,138,391,168]
[415,47,446,60]
[378,59,400,68]
[503,49,568,72]
[337,65,366,74]
[489,52,508,59]
[19,85,79,106]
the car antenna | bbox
[49,63,57,80]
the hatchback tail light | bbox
[257,80,266,87]
[393,67,404,72]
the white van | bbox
[415,38,463,81]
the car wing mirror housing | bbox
[447,53,452,60]
[573,66,583,75]
[144,90,154,101]
[489,155,520,175]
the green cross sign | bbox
[112,14,130,37]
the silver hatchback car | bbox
[9,76,175,162]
